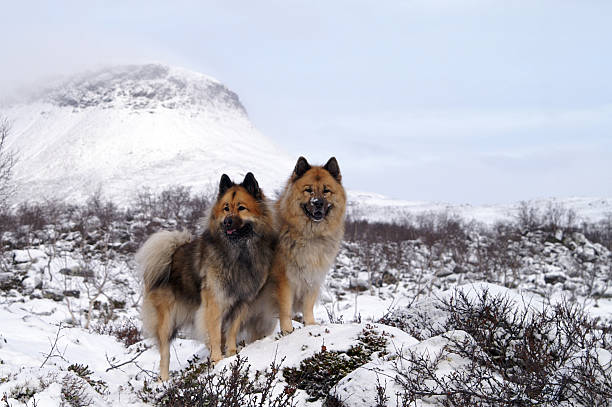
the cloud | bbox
[320,105,612,141]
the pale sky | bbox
[1,1,611,204]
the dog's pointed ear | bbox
[292,156,311,180]
[323,157,341,183]
[242,172,262,200]
[218,174,234,197]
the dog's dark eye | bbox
[323,187,331,194]
[238,205,246,211]
[305,187,313,194]
[224,205,229,211]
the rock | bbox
[382,271,398,285]
[22,275,43,292]
[563,281,578,292]
[445,274,458,282]
[0,271,26,291]
[43,290,64,301]
[59,267,95,278]
[119,241,138,253]
[0,272,13,283]
[544,272,567,284]
[63,290,80,298]
[12,249,47,264]
[349,278,369,292]
[110,299,126,309]
[573,232,588,245]
[56,241,74,251]
[373,271,398,287]
[467,254,479,265]
[453,265,468,274]
[435,268,453,278]
[146,220,163,234]
[564,240,578,251]
[578,246,597,262]
[319,291,333,303]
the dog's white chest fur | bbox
[286,235,338,298]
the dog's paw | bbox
[280,321,294,334]
[210,352,223,364]
[280,327,294,335]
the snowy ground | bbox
[1,209,611,406]
[1,271,611,406]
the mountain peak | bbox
[2,64,291,204]
[32,63,246,114]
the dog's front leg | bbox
[203,289,223,363]
[277,274,294,334]
[303,287,319,326]
[225,303,247,356]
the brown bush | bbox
[390,289,612,406]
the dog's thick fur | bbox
[245,157,346,337]
[137,173,276,381]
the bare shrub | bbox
[159,185,191,220]
[16,202,46,231]
[83,189,120,230]
[393,289,612,406]
[133,187,158,219]
[61,375,93,407]
[516,201,541,232]
[66,364,108,395]
[138,355,297,407]
[132,186,210,228]
[583,212,612,250]
[0,117,16,209]
[346,211,466,249]
[345,219,419,242]
[91,318,142,347]
[516,201,579,234]
[184,191,211,227]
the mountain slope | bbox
[2,64,293,203]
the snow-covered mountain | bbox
[2,64,293,203]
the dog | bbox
[136,172,276,381]
[244,156,346,338]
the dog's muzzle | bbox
[223,217,253,240]
[302,198,332,222]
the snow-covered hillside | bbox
[1,64,293,203]
[347,192,612,225]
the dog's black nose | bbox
[312,198,324,209]
[224,217,233,228]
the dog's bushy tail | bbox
[136,230,192,292]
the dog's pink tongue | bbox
[227,229,235,234]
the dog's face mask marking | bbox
[215,173,263,240]
[291,157,342,223]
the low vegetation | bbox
[381,288,612,406]
[283,326,389,403]
[137,355,297,407]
